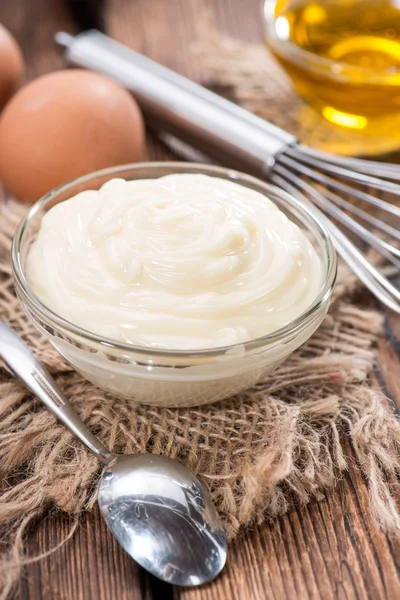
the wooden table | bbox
[1,0,400,598]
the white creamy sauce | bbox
[27,174,323,349]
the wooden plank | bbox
[17,509,145,600]
[0,0,399,599]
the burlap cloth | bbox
[0,22,400,600]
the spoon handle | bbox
[0,322,114,465]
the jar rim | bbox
[263,0,400,83]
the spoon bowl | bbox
[99,454,226,586]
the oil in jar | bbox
[266,0,400,132]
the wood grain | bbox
[0,0,399,598]
[18,511,144,600]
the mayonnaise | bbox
[27,174,323,350]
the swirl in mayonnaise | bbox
[27,174,323,349]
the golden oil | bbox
[266,0,400,136]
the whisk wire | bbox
[274,164,400,267]
[286,146,400,195]
[295,146,400,181]
[279,153,400,217]
[323,189,400,242]
[272,168,400,313]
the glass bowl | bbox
[12,162,337,408]
[263,0,400,147]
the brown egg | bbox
[0,24,24,109]
[0,69,145,203]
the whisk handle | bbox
[55,30,296,175]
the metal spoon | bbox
[0,322,227,586]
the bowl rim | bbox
[12,161,337,360]
[263,0,400,83]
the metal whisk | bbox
[56,30,400,313]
